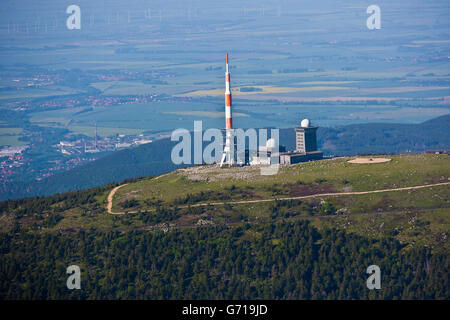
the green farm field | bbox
[0,127,26,147]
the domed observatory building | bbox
[296,119,317,153]
[280,119,323,165]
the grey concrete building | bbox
[280,119,323,165]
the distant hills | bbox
[315,114,450,156]
[1,114,449,200]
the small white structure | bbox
[301,118,310,128]
[249,138,279,165]
[59,141,74,147]
[116,142,132,149]
[61,149,72,155]
[134,139,152,145]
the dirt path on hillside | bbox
[182,182,450,208]
[107,184,129,214]
[106,181,449,215]
[106,173,171,214]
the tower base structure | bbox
[219,129,235,167]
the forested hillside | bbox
[1,221,448,299]
[0,154,448,299]
[316,114,450,156]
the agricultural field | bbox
[0,128,27,147]
[1,1,449,118]
[0,86,81,101]
[0,0,449,200]
[90,81,156,96]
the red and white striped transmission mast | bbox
[220,53,235,167]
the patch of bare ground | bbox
[19,217,40,228]
[57,228,78,234]
[342,186,353,192]
[174,212,210,226]
[425,175,449,184]
[141,223,175,233]
[180,164,262,182]
[348,157,391,164]
[0,213,14,232]
[120,190,141,200]
[289,183,337,197]
[373,194,397,211]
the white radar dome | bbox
[266,138,276,148]
[301,119,310,127]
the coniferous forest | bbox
[1,221,448,300]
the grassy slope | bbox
[101,154,449,250]
[112,154,449,210]
[3,154,448,252]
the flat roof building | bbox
[280,150,323,165]
[295,119,318,153]
[280,119,323,165]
